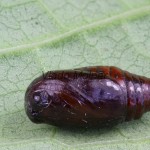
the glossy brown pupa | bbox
[25,66,150,128]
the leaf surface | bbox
[0,0,150,149]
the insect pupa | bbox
[25,66,150,128]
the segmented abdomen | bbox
[124,71,150,121]
[75,66,150,121]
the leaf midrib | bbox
[0,5,150,56]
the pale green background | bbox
[0,0,150,149]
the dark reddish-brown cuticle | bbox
[25,66,150,128]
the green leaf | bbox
[0,0,150,149]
